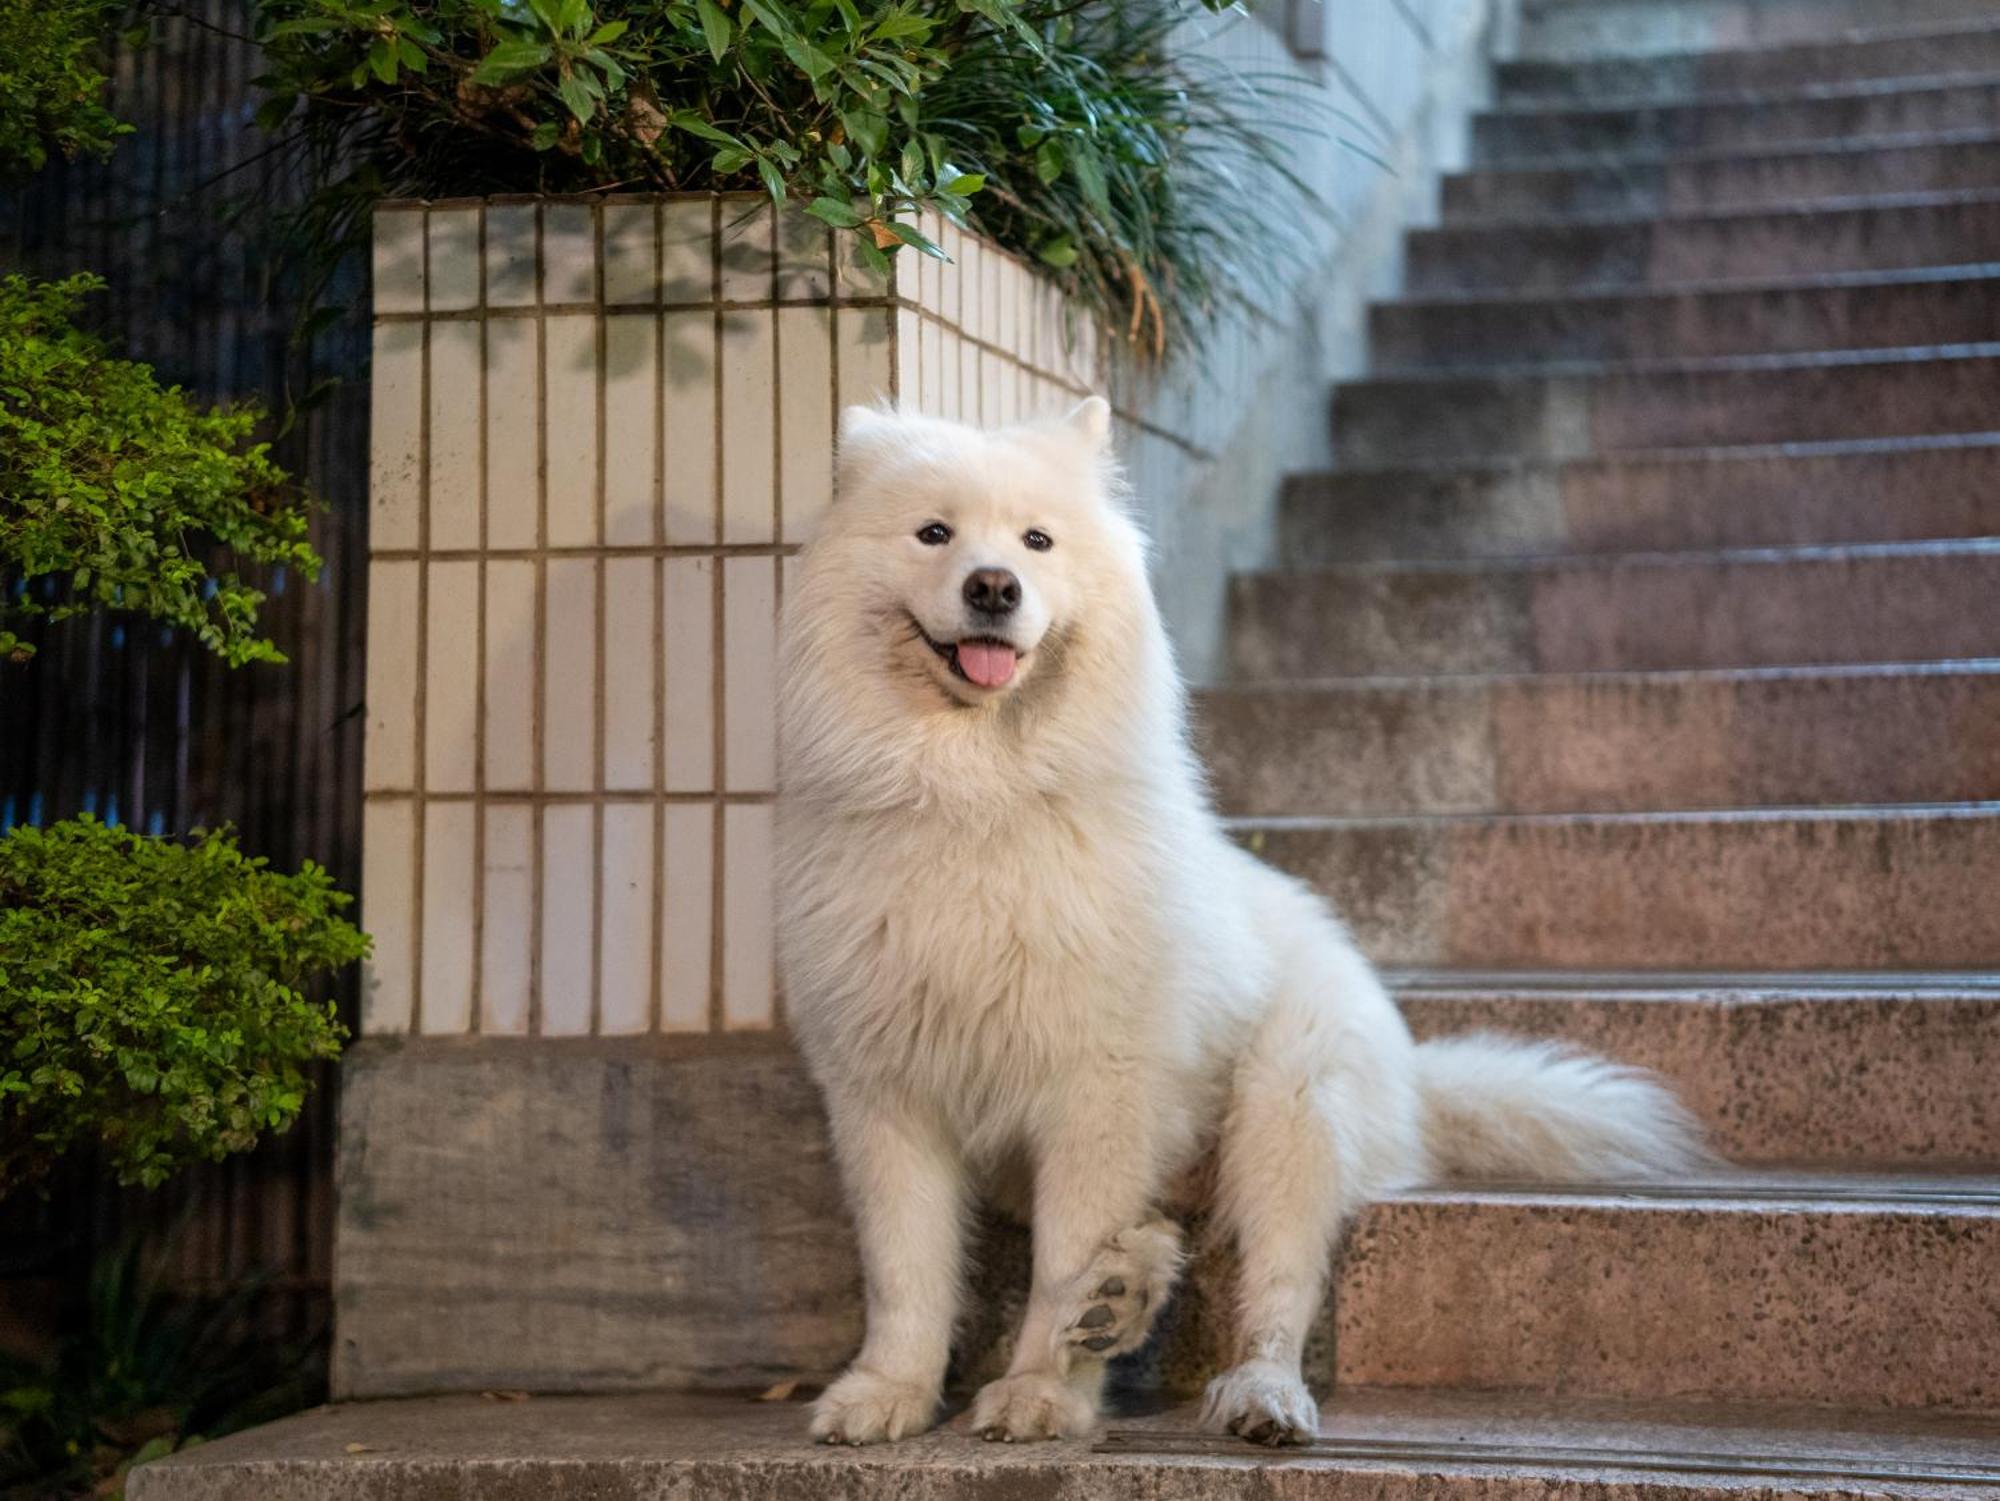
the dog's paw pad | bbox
[808,1368,937,1446]
[1056,1217,1185,1362]
[968,1372,1096,1442]
[1199,1360,1318,1448]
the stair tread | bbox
[1343,337,2000,383]
[1387,967,2000,993]
[1386,260,2000,309]
[1492,65,2000,115]
[1202,660,2000,692]
[1434,184,2000,234]
[123,1387,2000,1500]
[1228,801,2000,829]
[1514,11,2000,70]
[1292,429,2000,481]
[1394,1166,2000,1209]
[1238,536,2000,578]
[1463,122,2000,168]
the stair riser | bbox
[1400,990,2000,1165]
[1229,550,2000,677]
[1249,812,2000,970]
[1335,1194,2000,1408]
[1520,0,2000,60]
[1375,277,2000,368]
[1444,139,2000,221]
[1279,444,2000,562]
[1500,29,2000,103]
[1333,355,2000,464]
[1476,81,2000,166]
[1199,671,2000,816]
[1408,198,2000,293]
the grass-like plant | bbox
[0,0,130,179]
[0,272,322,665]
[252,0,1327,353]
[0,816,361,1198]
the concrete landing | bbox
[128,1388,2000,1500]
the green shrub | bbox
[0,273,323,665]
[0,0,130,179]
[253,0,1314,351]
[0,816,362,1197]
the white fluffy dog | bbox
[776,398,1703,1449]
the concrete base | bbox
[128,1387,2000,1501]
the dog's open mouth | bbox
[914,621,1020,689]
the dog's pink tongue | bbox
[956,640,1017,688]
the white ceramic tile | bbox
[544,314,599,548]
[485,203,539,307]
[427,206,481,312]
[835,219,889,300]
[603,314,657,546]
[916,222,941,311]
[776,209,832,301]
[662,555,715,792]
[598,802,654,1034]
[369,321,423,552]
[602,202,658,305]
[918,312,943,415]
[718,309,776,543]
[542,558,597,791]
[539,804,594,1034]
[894,307,922,406]
[426,319,482,549]
[365,561,419,793]
[958,335,980,427]
[718,199,773,302]
[423,559,480,792]
[483,559,537,790]
[660,802,712,1031]
[980,350,1004,427]
[484,319,540,549]
[722,556,777,793]
[479,802,534,1035]
[980,242,1001,350]
[940,330,963,420]
[419,800,475,1033]
[360,798,416,1032]
[722,803,775,1029]
[997,356,1019,425]
[661,199,715,302]
[602,557,656,791]
[661,310,718,544]
[935,221,963,328]
[373,207,425,315]
[776,307,834,544]
[544,202,598,305]
[997,256,1020,357]
[834,305,894,412]
[956,235,985,342]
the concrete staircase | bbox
[132,1,2000,1494]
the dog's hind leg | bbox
[1201,931,1420,1446]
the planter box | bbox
[360,195,1097,1041]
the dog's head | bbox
[797,397,1146,713]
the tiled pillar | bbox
[362,195,1097,1040]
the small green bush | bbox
[253,0,1314,351]
[0,816,362,1197]
[0,273,323,665]
[0,0,129,178]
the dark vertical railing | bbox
[1,0,368,1342]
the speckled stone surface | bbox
[1198,666,2000,817]
[1335,1174,2000,1410]
[127,1387,2000,1501]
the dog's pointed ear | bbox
[840,404,894,446]
[1062,395,1112,453]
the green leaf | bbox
[586,19,628,45]
[807,196,862,228]
[755,156,786,202]
[885,219,947,261]
[529,119,561,150]
[941,172,985,195]
[1035,138,1064,184]
[470,39,552,85]
[668,111,743,148]
[558,73,595,123]
[694,0,732,62]
[1037,234,1078,268]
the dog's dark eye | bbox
[1023,529,1053,552]
[916,522,952,546]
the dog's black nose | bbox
[963,568,1021,616]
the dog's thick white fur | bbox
[776,399,1704,1448]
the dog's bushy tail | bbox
[1413,1034,1710,1182]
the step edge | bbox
[1232,537,2000,580]
[1420,185,2000,235]
[1380,260,2000,312]
[1449,126,2000,181]
[1224,801,2000,831]
[1484,66,2000,122]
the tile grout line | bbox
[409,207,432,1039]
[709,195,728,1036]
[471,202,489,1037]
[591,201,608,1038]
[650,199,667,1037]
[529,201,549,1039]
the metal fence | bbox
[2,0,367,1340]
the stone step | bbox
[1476,73,2000,166]
[1197,663,2000,817]
[1442,130,2000,221]
[1227,541,2000,678]
[1519,0,2000,61]
[121,1386,2000,1500]
[1240,805,2000,970]
[1335,1171,2000,1410]
[1395,976,2000,1166]
[1332,345,2000,464]
[1277,436,2000,562]
[1407,192,2000,293]
[1374,265,2000,369]
[1500,17,2000,103]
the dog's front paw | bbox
[1199,1359,1319,1447]
[1056,1216,1184,1366]
[969,1371,1096,1442]
[810,1367,938,1445]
